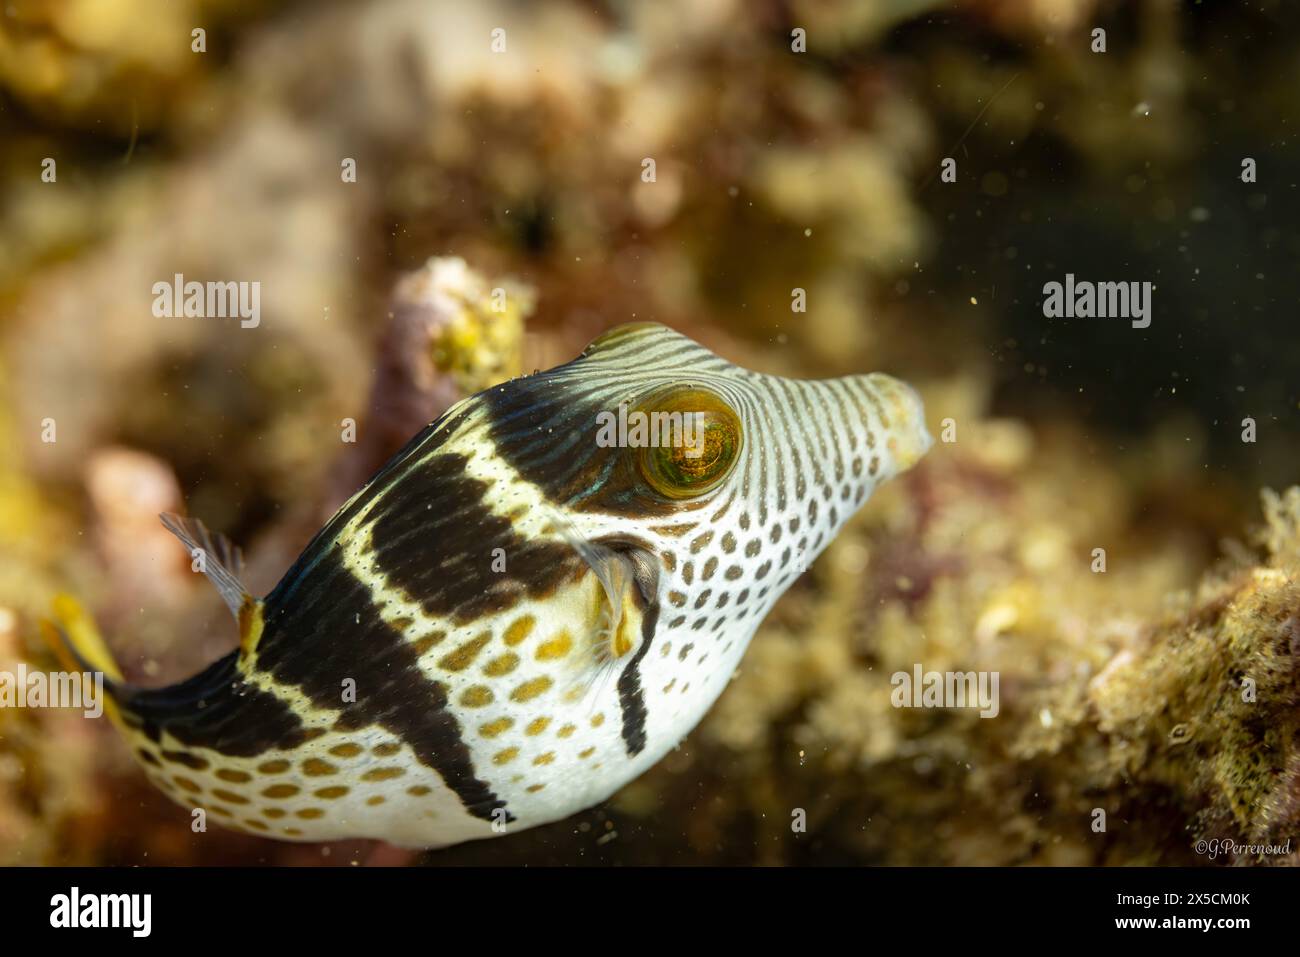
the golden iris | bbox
[637,387,742,499]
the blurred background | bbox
[1,0,1298,865]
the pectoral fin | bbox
[546,514,660,666]
[547,513,661,756]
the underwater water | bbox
[0,0,1297,882]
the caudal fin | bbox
[40,593,125,722]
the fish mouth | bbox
[887,378,932,472]
[840,372,930,475]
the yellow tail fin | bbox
[40,593,124,723]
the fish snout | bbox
[863,371,935,473]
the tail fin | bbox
[40,593,126,723]
[42,517,258,733]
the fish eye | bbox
[636,387,742,499]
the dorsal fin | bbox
[160,512,249,619]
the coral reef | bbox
[665,426,1300,866]
[0,0,1295,865]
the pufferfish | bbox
[50,323,931,848]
